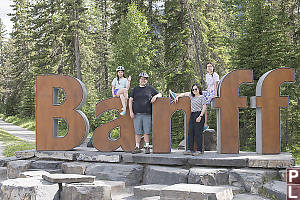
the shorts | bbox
[114,89,119,96]
[133,114,151,135]
[202,89,215,105]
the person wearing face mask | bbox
[129,72,162,154]
[173,84,207,156]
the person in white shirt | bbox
[202,62,220,130]
[112,66,131,115]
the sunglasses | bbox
[192,88,198,91]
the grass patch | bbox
[0,129,35,157]
[0,114,35,131]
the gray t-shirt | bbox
[112,77,129,90]
[189,93,205,112]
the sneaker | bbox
[192,151,203,156]
[169,89,177,100]
[132,147,142,154]
[144,146,151,154]
[203,125,209,131]
[183,150,193,155]
[120,110,126,116]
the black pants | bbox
[188,111,205,151]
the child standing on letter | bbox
[202,62,219,130]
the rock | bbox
[85,163,143,186]
[143,197,160,200]
[30,160,64,170]
[35,151,78,161]
[123,153,188,166]
[19,170,50,179]
[279,169,286,181]
[203,129,217,151]
[0,177,59,200]
[7,160,32,179]
[160,184,233,200]
[143,165,189,185]
[188,152,248,168]
[229,168,278,194]
[188,167,229,186]
[61,182,112,200]
[263,180,286,200]
[233,194,271,200]
[134,184,168,198]
[177,129,216,151]
[15,150,35,159]
[247,152,294,168]
[0,167,7,182]
[79,137,92,147]
[95,180,125,193]
[177,140,185,150]
[62,162,90,175]
[0,156,19,167]
[42,173,95,184]
[222,185,244,195]
[76,151,121,163]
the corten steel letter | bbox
[92,98,135,152]
[213,70,253,154]
[36,75,89,150]
[250,68,295,154]
[152,97,191,153]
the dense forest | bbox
[0,0,299,152]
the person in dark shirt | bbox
[129,72,162,154]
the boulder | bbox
[0,167,7,182]
[42,173,95,184]
[188,167,229,185]
[30,160,64,170]
[233,193,271,200]
[0,177,59,200]
[160,184,233,200]
[229,168,278,194]
[85,163,143,186]
[15,150,35,159]
[143,165,189,185]
[134,184,168,198]
[61,182,112,200]
[7,160,32,179]
[263,180,286,200]
[62,162,90,175]
[19,170,50,179]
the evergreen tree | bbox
[113,2,155,87]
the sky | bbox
[0,0,13,36]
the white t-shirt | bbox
[205,72,219,91]
[112,77,129,90]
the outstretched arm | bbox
[126,76,131,90]
[175,92,190,103]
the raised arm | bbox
[126,76,131,90]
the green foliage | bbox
[113,2,156,87]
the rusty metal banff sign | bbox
[36,68,295,154]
